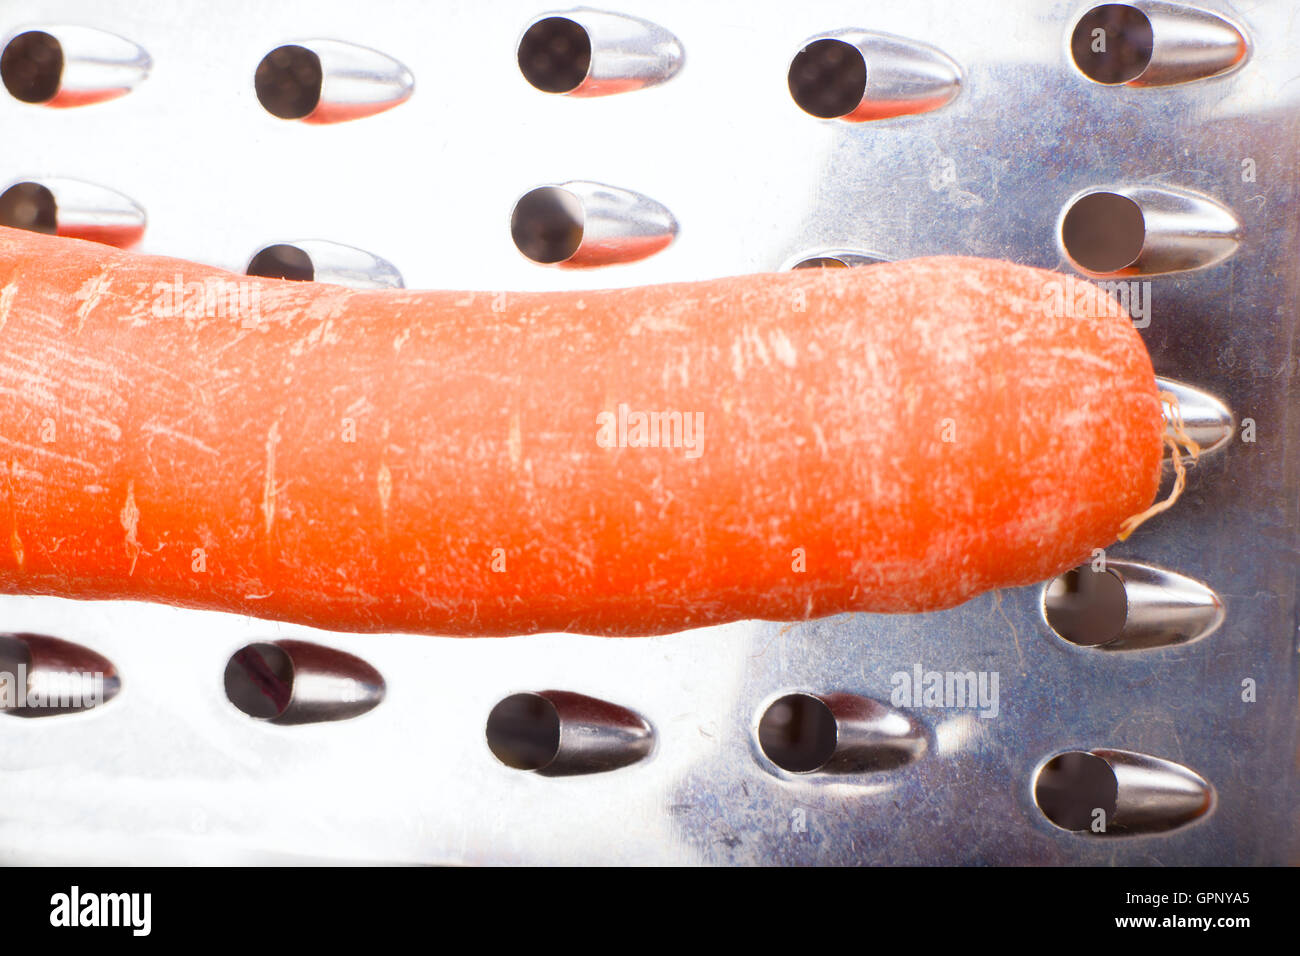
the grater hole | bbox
[1071,5,1154,85]
[758,693,838,773]
[224,642,294,720]
[255,44,323,119]
[486,693,561,770]
[788,38,866,119]
[793,256,850,269]
[0,182,57,234]
[1043,567,1128,646]
[518,17,592,93]
[1034,752,1119,831]
[511,186,584,263]
[0,633,122,717]
[247,243,315,281]
[1,31,62,104]
[1061,192,1144,273]
[786,251,887,270]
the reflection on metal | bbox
[783,249,888,270]
[1127,1,1248,87]
[1095,748,1215,834]
[255,40,413,123]
[0,633,120,717]
[789,29,961,121]
[1156,377,1234,458]
[757,692,928,775]
[486,690,654,776]
[224,640,385,725]
[1060,185,1241,276]
[511,181,677,267]
[1043,560,1224,652]
[1036,748,1214,835]
[246,239,404,288]
[0,25,151,107]
[517,10,682,96]
[0,177,146,247]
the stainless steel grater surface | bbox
[0,0,1296,865]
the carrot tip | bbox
[1117,390,1200,541]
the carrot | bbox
[0,226,1166,636]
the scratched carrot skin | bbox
[0,226,1164,636]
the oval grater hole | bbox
[1034,751,1119,831]
[486,693,561,771]
[518,16,592,93]
[785,250,887,270]
[255,44,322,119]
[1043,566,1128,647]
[0,633,121,717]
[788,38,866,119]
[224,642,294,720]
[0,181,57,234]
[511,186,584,264]
[1061,191,1145,273]
[793,256,851,269]
[247,243,315,281]
[1,31,63,104]
[1071,4,1154,85]
[758,693,838,773]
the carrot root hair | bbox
[1117,390,1201,542]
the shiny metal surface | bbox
[1125,1,1248,88]
[796,29,963,122]
[519,9,684,98]
[1062,183,1243,276]
[0,633,120,717]
[0,175,146,247]
[516,179,678,267]
[223,639,387,725]
[1042,560,1225,651]
[252,239,406,289]
[279,39,414,125]
[1092,748,1216,835]
[781,249,888,269]
[757,692,929,775]
[486,689,654,776]
[1155,376,1234,456]
[1032,746,1214,835]
[0,0,1296,865]
[0,24,151,107]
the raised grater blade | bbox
[0,0,1296,865]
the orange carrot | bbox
[0,226,1165,636]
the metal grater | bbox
[0,0,1296,865]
